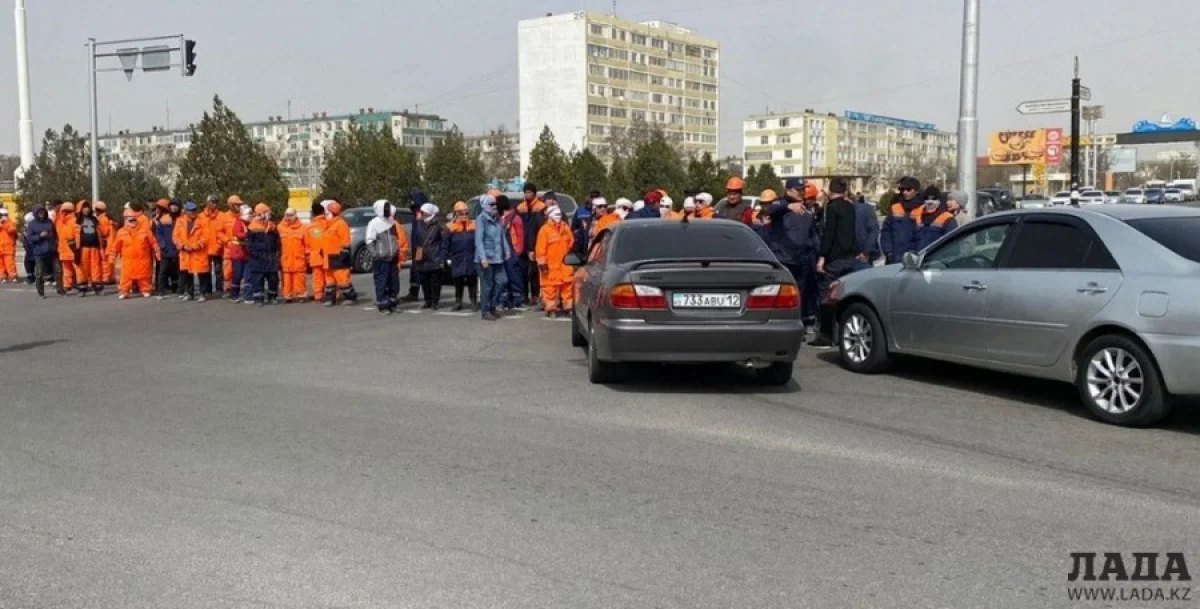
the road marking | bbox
[435,311,472,317]
[541,316,571,322]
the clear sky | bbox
[2,0,1198,157]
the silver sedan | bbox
[821,205,1200,427]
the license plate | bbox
[671,292,742,309]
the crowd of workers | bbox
[0,174,966,332]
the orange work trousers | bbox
[102,253,116,284]
[223,253,233,291]
[310,268,327,302]
[0,251,16,280]
[76,248,104,290]
[281,271,307,301]
[119,274,152,297]
[539,280,573,313]
[60,260,77,290]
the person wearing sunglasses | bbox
[880,176,923,264]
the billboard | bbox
[1108,148,1137,173]
[988,129,1047,165]
[844,111,936,132]
[1044,128,1063,164]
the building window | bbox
[632,33,647,45]
[628,71,648,84]
[611,107,627,119]
[650,75,663,86]
[631,110,646,121]
[756,120,766,129]
[630,90,649,102]
[590,24,605,36]
[779,118,790,128]
[588,44,609,58]
[669,42,683,53]
[610,87,625,99]
[589,64,605,77]
[588,104,609,117]
[651,38,664,49]
[652,93,663,104]
[784,149,793,158]
[607,67,629,80]
[781,165,795,175]
[745,151,771,161]
[590,124,606,136]
[649,56,666,68]
[778,134,791,144]
[760,135,769,145]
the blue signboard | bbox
[844,111,937,132]
[1132,114,1197,133]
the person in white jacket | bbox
[364,199,409,314]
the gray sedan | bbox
[567,219,805,385]
[822,205,1200,427]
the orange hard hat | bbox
[227,195,244,206]
[452,201,468,213]
[804,183,820,200]
[726,176,745,191]
[760,189,779,203]
[327,201,343,216]
[254,203,271,216]
[94,200,107,211]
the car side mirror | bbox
[902,251,922,270]
[563,252,584,267]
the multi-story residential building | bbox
[98,108,448,189]
[517,11,719,173]
[742,110,957,181]
[466,129,521,179]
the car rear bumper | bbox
[595,317,804,363]
[1143,333,1200,396]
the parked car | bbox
[1164,188,1186,203]
[1124,188,1146,204]
[1017,197,1050,209]
[466,191,578,220]
[567,219,804,385]
[978,188,1016,211]
[1144,188,1167,204]
[1049,191,1073,206]
[1104,191,1124,204]
[975,192,998,216]
[344,205,426,274]
[1080,190,1106,205]
[821,205,1200,427]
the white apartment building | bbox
[742,110,957,180]
[517,11,720,173]
[99,108,448,189]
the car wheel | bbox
[756,361,794,386]
[1076,335,1170,427]
[587,318,619,384]
[571,309,587,347]
[353,246,372,274]
[837,303,891,373]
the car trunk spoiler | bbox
[628,257,781,271]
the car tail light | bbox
[609,284,667,310]
[747,284,800,309]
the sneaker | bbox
[341,299,357,306]
[142,293,152,298]
[481,312,498,321]
[545,310,556,318]
[196,295,207,303]
[156,295,168,301]
[118,294,128,300]
[178,295,188,302]
[324,301,335,307]
[379,308,393,316]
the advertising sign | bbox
[1108,148,1137,173]
[844,111,936,132]
[1044,128,1063,165]
[988,129,1047,165]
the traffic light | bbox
[184,39,197,76]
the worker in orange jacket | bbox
[173,201,209,301]
[73,201,107,295]
[695,193,716,219]
[55,201,79,292]
[321,200,358,305]
[535,206,575,317]
[93,201,116,284]
[111,209,160,298]
[200,195,227,298]
[305,200,328,303]
[220,195,244,296]
[0,207,17,282]
[278,207,309,302]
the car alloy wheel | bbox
[840,312,873,365]
[354,246,372,273]
[1086,347,1145,415]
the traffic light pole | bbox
[1070,57,1081,188]
[85,33,195,204]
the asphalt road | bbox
[2,279,1198,608]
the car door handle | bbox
[1077,284,1108,294]
[962,282,987,291]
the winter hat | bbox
[661,196,674,210]
[696,192,714,205]
[479,194,497,215]
[615,198,633,209]
[548,207,563,221]
[643,190,663,205]
[633,200,644,211]
[947,190,969,207]
[683,197,697,211]
[419,202,438,217]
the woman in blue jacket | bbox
[25,207,56,298]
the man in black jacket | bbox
[817,178,863,279]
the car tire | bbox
[1075,335,1170,427]
[587,319,619,384]
[756,361,794,386]
[353,246,372,274]
[571,310,587,347]
[837,303,892,374]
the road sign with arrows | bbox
[1017,99,1072,115]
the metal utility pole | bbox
[1070,57,1081,187]
[956,0,980,221]
[88,38,100,203]
[14,0,35,175]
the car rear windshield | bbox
[1126,189,1143,194]
[1127,217,1200,263]
[612,225,771,264]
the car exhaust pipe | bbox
[737,358,772,370]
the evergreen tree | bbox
[569,148,609,199]
[100,162,169,207]
[423,127,488,208]
[630,128,686,201]
[16,125,91,210]
[686,152,724,198]
[608,157,635,201]
[745,163,782,196]
[524,126,572,192]
[318,122,422,206]
[175,95,289,215]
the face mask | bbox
[616,209,629,219]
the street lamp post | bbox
[13,0,35,176]
[956,0,980,221]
